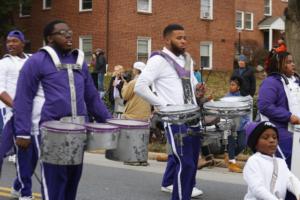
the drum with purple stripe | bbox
[40,121,86,165]
[105,119,149,162]
[85,123,119,151]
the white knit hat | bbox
[133,61,146,71]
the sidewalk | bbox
[84,152,246,185]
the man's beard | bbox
[170,42,185,56]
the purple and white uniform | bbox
[13,47,111,200]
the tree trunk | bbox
[286,0,300,72]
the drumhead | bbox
[220,96,252,103]
[107,119,149,129]
[41,121,85,133]
[158,104,200,114]
[85,123,119,131]
[203,101,250,111]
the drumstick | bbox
[34,170,42,185]
[200,65,204,83]
[205,70,212,84]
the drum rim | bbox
[157,104,200,115]
[107,119,149,128]
[219,96,252,102]
[203,101,250,109]
[85,123,119,131]
[41,120,86,132]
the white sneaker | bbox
[8,155,16,163]
[161,185,203,197]
[10,188,20,198]
[191,187,204,198]
[160,185,173,193]
[19,197,34,200]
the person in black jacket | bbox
[232,54,256,97]
[107,65,125,117]
[94,48,107,92]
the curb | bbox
[87,150,248,169]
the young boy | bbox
[274,37,287,53]
[243,121,300,200]
[224,76,248,173]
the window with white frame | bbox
[236,11,244,30]
[137,0,152,13]
[19,0,31,17]
[264,0,272,16]
[137,37,151,63]
[200,42,213,69]
[80,0,92,11]
[79,36,93,63]
[200,0,213,19]
[244,12,253,30]
[43,0,51,9]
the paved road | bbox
[0,153,247,200]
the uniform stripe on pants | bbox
[13,134,40,197]
[167,123,183,200]
[165,123,201,200]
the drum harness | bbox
[30,47,85,183]
[152,51,202,154]
[41,46,85,124]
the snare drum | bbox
[220,95,253,120]
[203,101,250,118]
[85,123,119,151]
[156,104,201,124]
[105,119,149,162]
[40,121,86,165]
[219,96,252,104]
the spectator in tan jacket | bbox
[121,62,151,121]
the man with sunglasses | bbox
[13,20,111,200]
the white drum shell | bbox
[203,101,250,117]
[40,126,86,165]
[105,119,149,162]
[156,104,201,124]
[86,124,119,151]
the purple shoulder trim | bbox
[150,50,190,78]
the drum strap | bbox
[151,51,194,104]
[270,157,278,194]
[40,46,85,121]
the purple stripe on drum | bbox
[41,121,86,134]
[85,123,119,132]
[107,119,149,129]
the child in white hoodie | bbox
[243,121,300,200]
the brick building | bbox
[12,0,287,71]
[235,0,288,56]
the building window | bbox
[79,36,93,63]
[200,0,213,19]
[19,0,31,17]
[236,11,244,30]
[245,12,253,30]
[80,0,92,11]
[264,0,272,16]
[137,0,152,13]
[137,37,151,63]
[200,42,213,69]
[43,0,51,9]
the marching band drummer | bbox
[135,24,204,200]
[13,20,111,200]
